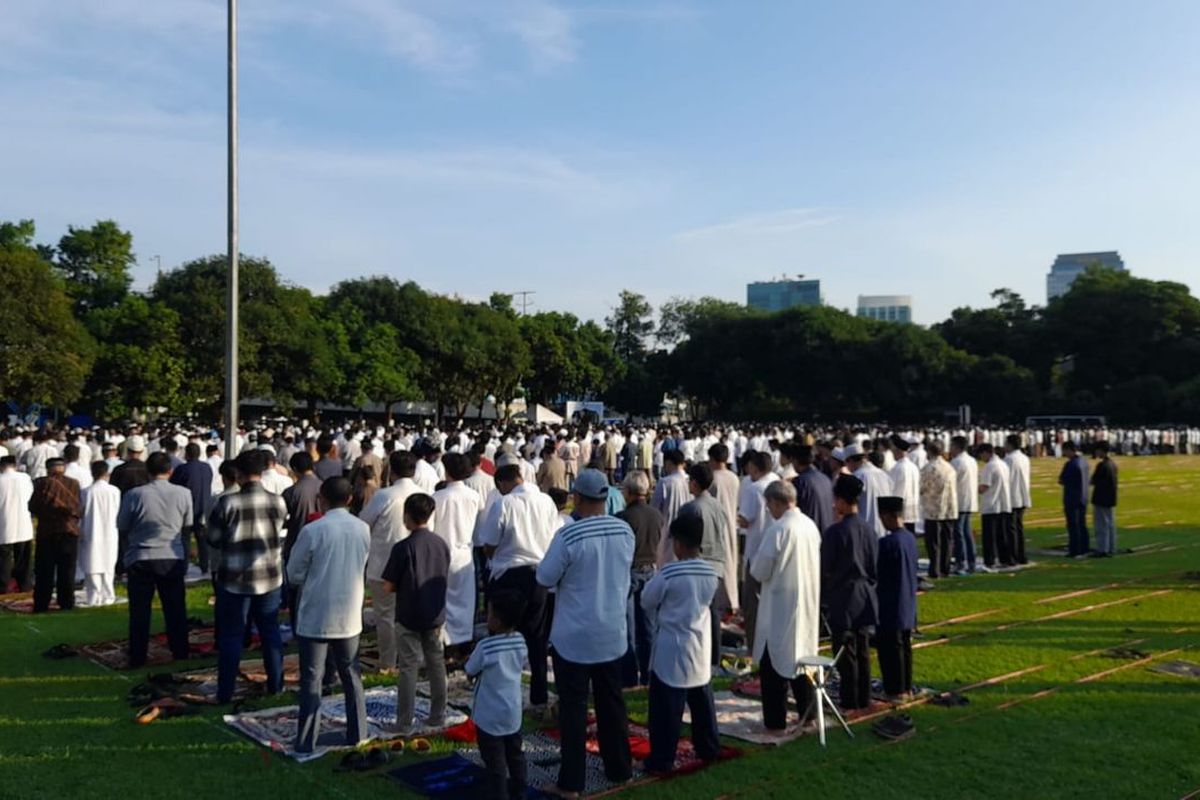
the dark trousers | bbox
[875,629,913,697]
[710,577,729,668]
[925,520,954,578]
[127,558,189,667]
[1065,505,1090,556]
[551,651,631,793]
[622,566,657,687]
[982,513,1015,567]
[0,541,33,593]
[33,533,77,612]
[215,585,284,703]
[646,671,719,771]
[296,635,365,753]
[477,728,527,800]
[1011,507,1027,564]
[759,646,816,730]
[831,628,872,710]
[488,566,550,705]
[181,523,210,572]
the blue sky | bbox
[4,0,1199,324]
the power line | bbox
[512,290,535,315]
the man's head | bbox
[290,451,314,475]
[1094,441,1110,458]
[950,435,968,457]
[746,450,772,480]
[402,493,436,531]
[878,495,905,531]
[0,456,15,472]
[547,487,569,512]
[442,452,473,482]
[833,474,864,516]
[669,513,704,560]
[91,460,110,482]
[1063,440,1078,457]
[185,443,201,461]
[146,452,173,478]
[320,476,353,511]
[1005,434,1022,453]
[708,442,729,467]
[572,469,609,516]
[764,478,797,520]
[206,444,219,459]
[494,463,522,495]
[219,460,238,489]
[234,449,268,482]
[926,441,943,461]
[389,450,418,482]
[663,449,686,474]
[686,463,714,497]
[125,435,146,460]
[46,457,66,475]
[621,470,649,504]
[977,442,995,461]
[793,445,814,469]
[889,434,908,458]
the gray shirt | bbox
[117,479,193,566]
[678,491,728,568]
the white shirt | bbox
[651,471,692,566]
[430,481,483,645]
[1004,450,1033,509]
[0,470,35,544]
[979,457,1013,515]
[465,469,495,510]
[888,458,921,520]
[285,508,370,639]
[80,479,120,576]
[358,478,420,582]
[464,632,527,736]
[641,559,718,688]
[414,459,439,493]
[749,507,822,679]
[537,514,634,664]
[854,461,892,537]
[475,483,562,580]
[206,455,225,496]
[65,461,93,491]
[951,452,979,514]
[259,468,293,496]
[739,472,780,566]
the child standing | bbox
[381,493,449,734]
[465,591,528,800]
[640,515,721,773]
[875,496,919,700]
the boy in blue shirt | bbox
[640,514,721,774]
[875,496,919,700]
[465,590,528,800]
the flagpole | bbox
[225,0,239,461]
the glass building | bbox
[746,278,822,312]
[1046,251,1125,301]
[856,295,913,323]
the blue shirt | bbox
[117,479,193,566]
[876,528,919,632]
[641,559,718,688]
[792,467,834,534]
[536,514,634,664]
[170,459,213,520]
[465,632,527,736]
[1058,455,1089,509]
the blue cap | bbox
[573,469,610,500]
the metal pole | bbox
[224,0,239,461]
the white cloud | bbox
[672,207,839,243]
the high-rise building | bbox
[746,278,822,312]
[857,294,913,323]
[1046,251,1125,301]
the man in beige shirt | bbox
[918,441,958,580]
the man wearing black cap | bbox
[820,474,878,710]
[876,496,919,701]
[29,458,83,612]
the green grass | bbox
[3,456,1199,799]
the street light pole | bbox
[225,0,239,461]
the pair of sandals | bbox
[872,714,915,741]
[134,697,198,724]
[335,738,432,772]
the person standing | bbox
[207,450,287,704]
[536,444,568,494]
[0,456,35,594]
[737,451,780,651]
[875,497,919,701]
[287,477,371,755]
[170,443,213,573]
[651,450,692,564]
[791,445,834,535]
[79,461,120,606]
[118,452,192,666]
[536,469,634,798]
[1004,434,1032,565]
[1091,442,1119,557]
[430,453,483,648]
[29,458,82,613]
[617,470,664,688]
[977,444,1014,569]
[707,443,741,613]
[357,450,420,673]
[677,464,731,670]
[888,436,921,533]
[1058,441,1090,557]
[949,436,979,574]
[918,442,957,580]
[846,445,889,537]
[821,475,878,711]
[749,481,820,733]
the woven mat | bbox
[136,653,302,705]
[1,590,127,614]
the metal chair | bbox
[799,654,854,746]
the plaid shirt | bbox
[30,474,81,537]
[207,482,287,595]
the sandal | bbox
[409,738,431,753]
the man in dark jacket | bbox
[875,496,918,700]
[170,443,213,571]
[820,474,878,710]
[1090,442,1119,557]
[791,445,834,534]
[1058,441,1090,557]
[29,458,82,612]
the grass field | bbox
[3,456,1199,800]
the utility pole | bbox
[225,0,239,461]
[513,290,535,315]
[152,254,162,281]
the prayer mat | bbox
[80,625,228,671]
[1148,660,1200,679]
[224,688,466,762]
[132,653,302,705]
[460,729,646,797]
[1,590,127,614]
[681,691,802,746]
[417,672,557,713]
[387,753,492,799]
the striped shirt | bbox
[536,514,634,664]
[464,632,528,736]
[641,559,718,688]
[207,482,287,595]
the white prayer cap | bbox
[258,444,276,455]
[126,435,146,452]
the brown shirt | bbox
[30,474,81,537]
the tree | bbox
[258,289,349,416]
[0,246,94,408]
[54,220,136,315]
[605,290,654,363]
[347,321,421,422]
[656,296,750,347]
[521,312,620,405]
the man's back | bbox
[170,460,213,518]
[111,459,150,496]
[792,466,834,534]
[118,480,192,565]
[288,508,370,639]
[678,492,727,567]
[0,471,34,544]
[618,501,663,568]
[208,483,287,595]
[821,513,878,630]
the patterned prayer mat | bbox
[131,653,302,705]
[388,754,493,798]
[415,672,558,713]
[1,590,127,614]
[1149,660,1200,679]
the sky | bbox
[4,0,1200,325]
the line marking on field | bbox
[920,608,1005,630]
[1034,583,1121,604]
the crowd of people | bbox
[0,417,1142,799]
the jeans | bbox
[551,651,631,793]
[1065,505,1090,556]
[954,513,977,571]
[33,532,77,612]
[1093,505,1117,555]
[646,672,720,771]
[295,635,366,753]
[622,566,657,687]
[215,585,284,703]
[396,624,446,734]
[477,729,527,800]
[127,558,189,667]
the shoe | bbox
[541,785,582,799]
[976,565,994,573]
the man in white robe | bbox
[0,456,35,593]
[80,462,121,606]
[847,445,890,537]
[749,480,820,733]
[430,453,482,645]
